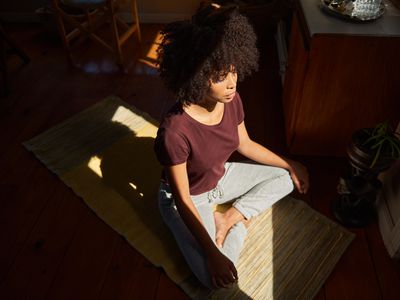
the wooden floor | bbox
[1,22,399,299]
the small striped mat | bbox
[24,96,354,299]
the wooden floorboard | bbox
[98,237,161,300]
[365,222,400,299]
[0,181,87,298]
[44,209,119,300]
[302,157,398,299]
[1,22,399,299]
[0,165,57,282]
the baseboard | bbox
[0,12,191,24]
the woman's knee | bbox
[280,170,294,195]
[260,165,293,188]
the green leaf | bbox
[363,135,379,146]
[370,142,382,168]
[371,138,386,149]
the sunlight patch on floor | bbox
[87,155,103,177]
[129,182,144,197]
[145,30,163,61]
[111,105,158,137]
[131,30,163,75]
[110,105,142,134]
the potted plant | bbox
[347,121,400,178]
[333,121,400,227]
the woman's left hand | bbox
[287,160,309,194]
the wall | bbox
[123,0,200,23]
[0,0,200,23]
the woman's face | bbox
[206,67,237,104]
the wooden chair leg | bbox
[51,0,140,70]
[60,10,113,52]
[131,0,141,42]
[51,0,75,66]
[85,10,92,27]
[108,0,124,68]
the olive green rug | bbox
[24,96,355,299]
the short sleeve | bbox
[154,128,190,166]
[235,92,245,124]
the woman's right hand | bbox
[206,250,238,289]
[165,164,238,288]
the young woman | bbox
[154,3,309,290]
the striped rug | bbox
[24,96,354,299]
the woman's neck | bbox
[184,95,217,112]
[183,97,224,125]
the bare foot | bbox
[214,211,230,247]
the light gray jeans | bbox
[158,161,294,289]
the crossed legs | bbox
[158,161,294,289]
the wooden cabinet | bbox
[282,0,400,156]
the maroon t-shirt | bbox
[154,92,245,195]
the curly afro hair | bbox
[157,2,259,105]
